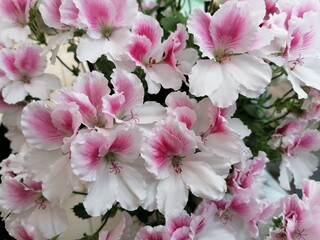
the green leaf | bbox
[160,12,187,36]
[72,203,92,220]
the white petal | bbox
[84,166,118,216]
[189,60,222,97]
[136,102,166,124]
[156,172,188,216]
[2,81,27,104]
[76,36,108,63]
[116,164,147,210]
[181,155,226,200]
[27,204,68,239]
[225,54,271,95]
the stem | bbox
[56,56,78,75]
[263,111,289,126]
[72,191,87,196]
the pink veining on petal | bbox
[21,102,65,150]
[132,14,163,47]
[187,9,215,58]
[128,35,152,66]
[39,0,64,29]
[51,103,81,136]
[166,212,191,237]
[210,2,256,54]
[0,48,19,80]
[103,93,125,116]
[73,71,111,110]
[165,91,196,110]
[60,0,80,27]
[15,44,46,78]
[11,221,36,240]
[0,0,29,25]
[110,69,144,115]
[75,0,115,37]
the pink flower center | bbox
[287,54,304,71]
[103,152,122,174]
[35,196,47,210]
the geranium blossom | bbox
[187,0,272,107]
[74,0,138,63]
[70,124,146,216]
[141,119,227,215]
[0,44,61,104]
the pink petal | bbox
[51,102,82,136]
[103,92,125,116]
[168,106,197,130]
[110,69,144,115]
[15,44,46,78]
[74,0,115,39]
[210,1,257,54]
[70,130,107,181]
[166,211,191,237]
[128,35,152,66]
[60,0,81,27]
[165,91,197,110]
[21,101,64,150]
[109,124,142,162]
[187,9,215,59]
[132,13,163,47]
[73,71,111,109]
[135,226,170,240]
[0,0,29,24]
[0,48,19,80]
[0,178,40,213]
[39,0,64,29]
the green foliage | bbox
[72,203,91,220]
[160,12,187,37]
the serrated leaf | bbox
[72,203,92,220]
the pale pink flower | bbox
[70,124,146,216]
[141,119,226,215]
[74,0,138,63]
[268,195,320,240]
[227,151,269,197]
[0,0,36,44]
[279,129,320,190]
[187,1,272,107]
[0,177,68,239]
[282,11,320,98]
[0,44,61,104]
[135,225,170,240]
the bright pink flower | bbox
[187,1,271,107]
[70,124,146,216]
[0,44,61,104]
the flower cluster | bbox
[1,0,320,239]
